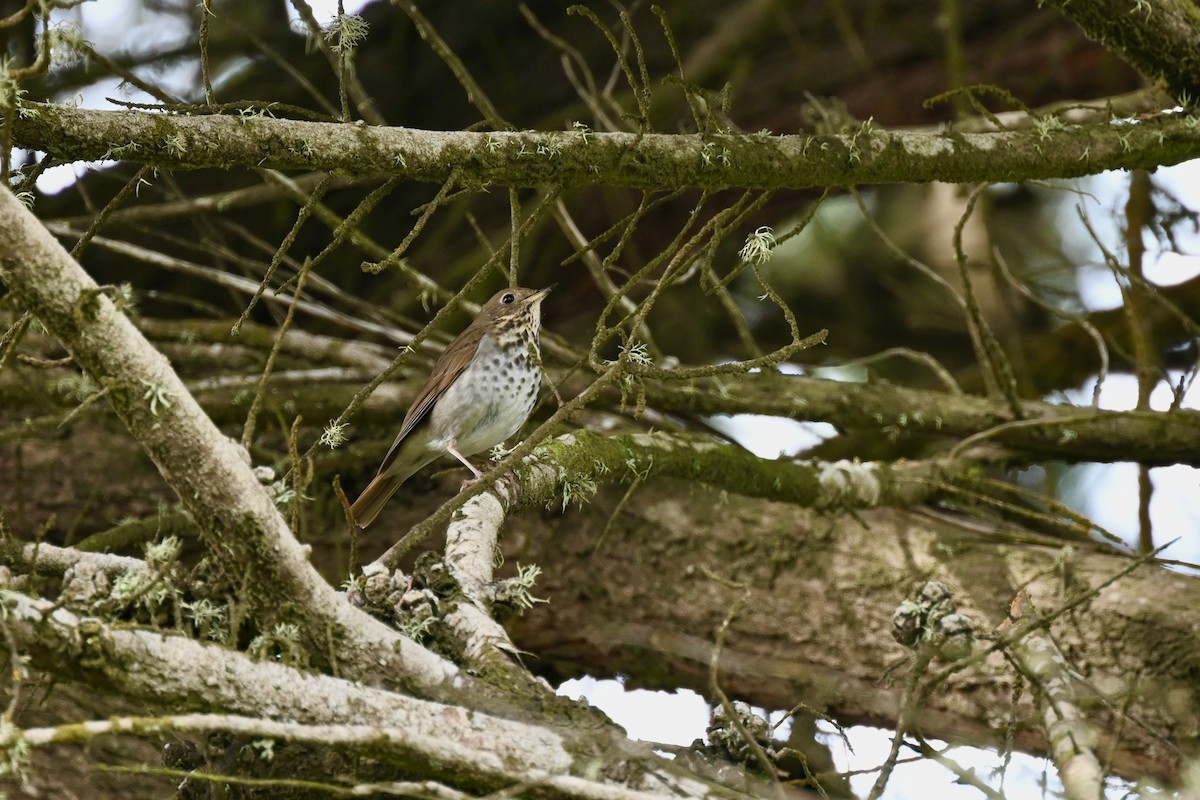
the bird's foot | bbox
[458,465,522,499]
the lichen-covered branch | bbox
[1011,632,1103,800]
[0,590,676,800]
[373,429,939,572]
[622,373,1200,465]
[10,102,1200,190]
[435,493,532,672]
[0,587,797,800]
[508,430,932,513]
[1,712,681,800]
[0,185,477,703]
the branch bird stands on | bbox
[350,286,555,528]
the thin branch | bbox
[395,0,509,129]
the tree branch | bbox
[1045,0,1200,102]
[509,484,1195,782]
[0,185,488,704]
[1011,632,1104,800]
[10,102,1200,190]
[0,590,714,800]
[620,373,1200,465]
[4,711,682,800]
[0,585,805,799]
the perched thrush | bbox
[350,285,554,528]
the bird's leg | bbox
[449,440,525,499]
[447,440,485,481]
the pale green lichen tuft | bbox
[41,24,89,71]
[738,226,776,266]
[504,563,548,611]
[572,121,593,143]
[323,13,369,53]
[536,132,563,158]
[319,420,348,448]
[144,535,181,566]
[489,442,517,461]
[181,598,229,641]
[619,341,653,366]
[556,470,597,511]
[140,378,175,416]
[248,739,276,762]
[398,614,436,643]
[699,141,732,168]
[247,622,306,665]
[0,56,28,113]
[0,718,31,788]
[1033,115,1067,141]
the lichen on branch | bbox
[10,102,1200,189]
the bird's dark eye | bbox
[502,293,516,304]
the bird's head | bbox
[478,284,555,332]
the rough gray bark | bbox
[509,479,1195,782]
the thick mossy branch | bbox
[511,430,937,512]
[617,374,1200,466]
[1046,0,1200,102]
[0,590,606,798]
[9,358,1193,473]
[10,103,1200,189]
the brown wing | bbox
[373,326,484,477]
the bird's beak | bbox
[531,284,556,301]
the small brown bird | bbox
[350,285,554,528]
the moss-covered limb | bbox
[617,373,1200,466]
[72,510,198,553]
[0,185,479,704]
[12,353,1193,476]
[10,102,1200,190]
[0,592,786,800]
[1045,0,1200,102]
[1,541,147,580]
[0,591,589,799]
[510,430,938,512]
[139,318,397,373]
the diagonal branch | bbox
[0,185,489,705]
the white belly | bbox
[427,333,540,456]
